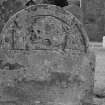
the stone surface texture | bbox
[0,0,24,33]
[0,0,43,33]
[0,0,81,34]
[63,4,83,23]
[0,4,95,105]
[81,0,105,42]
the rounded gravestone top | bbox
[0,4,89,53]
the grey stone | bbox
[0,4,95,105]
[63,4,83,23]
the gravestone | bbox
[0,4,95,105]
[103,36,105,48]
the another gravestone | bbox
[0,4,95,105]
[103,36,105,48]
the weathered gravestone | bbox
[0,4,95,105]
